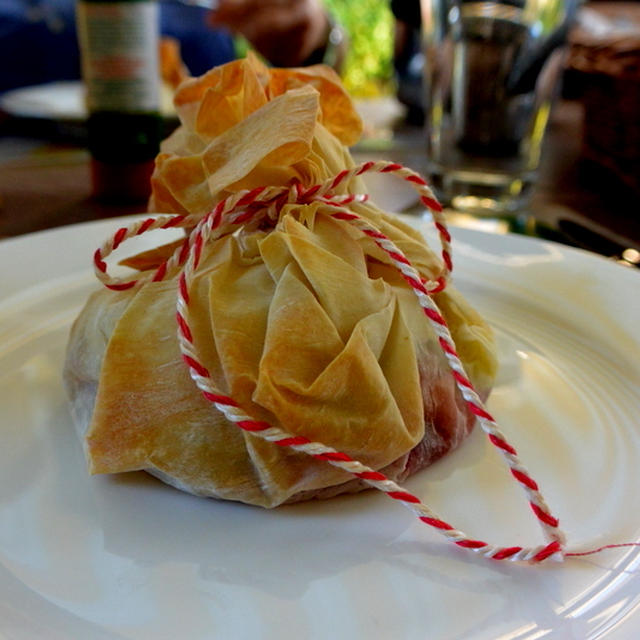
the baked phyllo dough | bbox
[64,55,498,507]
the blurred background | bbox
[0,0,639,258]
[310,0,394,97]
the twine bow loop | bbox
[93,161,451,294]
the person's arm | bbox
[209,0,346,71]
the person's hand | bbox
[209,0,330,67]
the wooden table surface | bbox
[1,100,639,255]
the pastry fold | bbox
[64,55,498,507]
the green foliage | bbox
[324,0,395,96]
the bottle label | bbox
[77,1,160,113]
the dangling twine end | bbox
[566,542,640,558]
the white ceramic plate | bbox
[0,81,177,121]
[1,216,639,639]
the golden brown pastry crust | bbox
[64,55,498,507]
[64,210,497,507]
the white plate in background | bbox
[0,81,177,121]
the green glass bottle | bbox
[76,0,162,203]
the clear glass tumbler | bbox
[421,0,579,215]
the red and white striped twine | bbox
[95,160,638,564]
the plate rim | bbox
[1,215,639,640]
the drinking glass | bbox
[420,0,579,215]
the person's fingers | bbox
[209,0,328,67]
[246,9,309,64]
[210,0,296,28]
